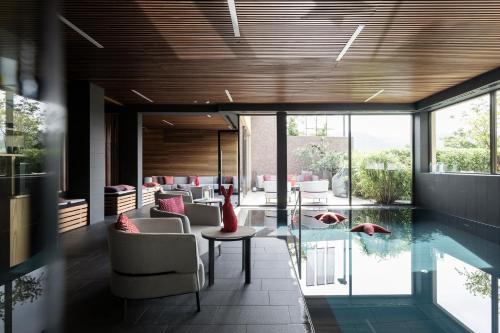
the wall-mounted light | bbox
[207,114,212,118]
[162,120,174,126]
[336,25,365,62]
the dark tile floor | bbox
[60,205,313,333]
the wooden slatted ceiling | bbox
[142,114,231,130]
[63,1,500,105]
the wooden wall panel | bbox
[220,132,238,176]
[143,129,220,176]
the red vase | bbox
[220,185,237,232]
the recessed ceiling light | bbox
[207,114,212,118]
[194,100,198,104]
[336,24,365,62]
[227,0,240,37]
[58,14,104,48]
[364,89,385,102]
[131,89,154,103]
[225,89,234,103]
[206,101,210,104]
[162,120,174,126]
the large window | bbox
[287,115,349,206]
[497,90,500,173]
[431,94,491,173]
[351,115,413,205]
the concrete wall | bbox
[67,82,105,224]
[413,112,500,227]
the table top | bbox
[194,198,223,204]
[201,226,256,240]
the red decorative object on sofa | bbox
[220,185,237,232]
[115,213,139,233]
[144,182,159,188]
[158,196,185,214]
[350,223,391,236]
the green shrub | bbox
[352,149,412,204]
[435,148,489,173]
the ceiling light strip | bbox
[162,120,174,126]
[336,24,365,62]
[225,89,234,102]
[227,0,241,37]
[104,96,123,106]
[131,89,154,103]
[58,14,104,48]
[364,89,385,102]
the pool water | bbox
[240,207,500,333]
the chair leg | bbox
[218,244,222,256]
[122,298,127,321]
[195,292,201,312]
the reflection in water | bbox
[284,207,500,333]
[436,253,492,333]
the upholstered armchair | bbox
[107,218,204,316]
[155,190,193,205]
[150,203,221,255]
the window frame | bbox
[429,92,496,175]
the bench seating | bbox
[105,190,136,215]
[58,199,88,233]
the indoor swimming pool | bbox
[240,207,500,333]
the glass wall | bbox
[287,115,349,206]
[497,90,500,173]
[239,115,277,206]
[351,115,413,205]
[431,94,491,173]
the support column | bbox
[67,81,105,224]
[276,112,288,209]
[118,112,143,208]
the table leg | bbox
[209,239,214,286]
[245,238,251,284]
[242,240,245,270]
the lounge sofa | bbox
[300,180,329,203]
[144,176,238,193]
[256,172,319,190]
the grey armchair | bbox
[107,218,204,315]
[155,190,193,205]
[150,203,221,255]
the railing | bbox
[289,188,302,279]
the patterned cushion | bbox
[165,176,174,185]
[158,196,185,214]
[115,213,139,233]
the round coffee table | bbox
[201,226,256,286]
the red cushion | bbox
[165,176,174,185]
[115,213,139,233]
[287,175,297,187]
[263,175,273,181]
[194,176,200,186]
[303,174,313,181]
[350,223,391,236]
[189,176,198,185]
[144,182,159,188]
[158,196,185,214]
